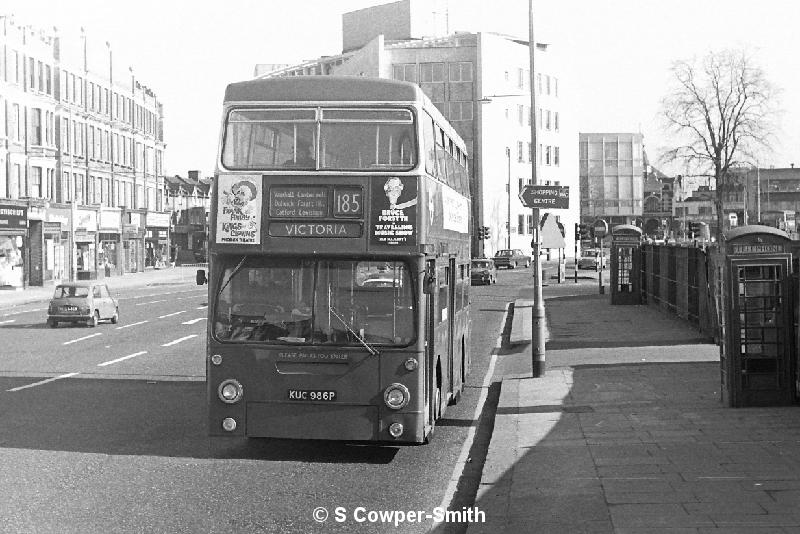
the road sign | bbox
[540,213,566,248]
[593,219,608,238]
[518,185,569,209]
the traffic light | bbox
[484,226,491,240]
[574,222,581,241]
[477,226,490,240]
[578,223,592,240]
[477,226,484,240]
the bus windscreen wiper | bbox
[217,256,248,299]
[328,305,379,356]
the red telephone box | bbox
[721,225,795,407]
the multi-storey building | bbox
[578,133,645,231]
[253,0,575,258]
[0,16,168,288]
[164,170,212,264]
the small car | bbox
[47,281,119,327]
[471,258,497,285]
[493,249,531,269]
[577,249,607,270]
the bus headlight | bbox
[211,354,223,365]
[388,422,404,438]
[218,379,243,404]
[383,383,409,410]
[222,417,237,432]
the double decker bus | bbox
[201,76,471,443]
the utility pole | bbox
[529,0,545,377]
[506,147,511,249]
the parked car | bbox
[493,249,531,269]
[471,258,498,285]
[577,248,608,270]
[47,281,119,327]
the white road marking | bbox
[161,334,197,346]
[437,303,507,514]
[0,319,16,325]
[136,299,167,306]
[158,310,186,319]
[196,305,208,310]
[98,351,148,367]
[115,320,149,330]
[181,318,207,325]
[8,372,80,392]
[63,333,102,345]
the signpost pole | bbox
[528,0,545,378]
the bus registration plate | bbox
[287,389,337,402]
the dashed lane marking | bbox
[181,318,207,325]
[7,372,80,392]
[161,334,197,347]
[115,320,149,330]
[63,333,102,345]
[157,311,186,319]
[97,351,148,367]
[136,300,167,306]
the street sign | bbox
[593,219,608,238]
[518,185,569,209]
[540,213,566,248]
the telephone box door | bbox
[725,257,794,407]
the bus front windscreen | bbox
[213,258,415,347]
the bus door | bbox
[447,256,456,400]
[424,259,437,422]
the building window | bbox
[537,73,542,94]
[30,167,42,198]
[449,62,473,82]
[554,77,559,97]
[517,68,525,89]
[545,146,552,165]
[517,141,524,163]
[554,111,559,132]
[392,63,416,82]
[546,75,551,95]
[419,63,444,82]
[448,101,473,121]
[518,105,525,126]
[527,142,532,163]
[31,108,43,145]
[554,146,560,166]
[527,215,534,234]
[11,103,21,142]
[545,110,551,130]
[518,214,525,235]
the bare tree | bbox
[660,48,779,239]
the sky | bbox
[6,0,800,176]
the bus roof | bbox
[225,76,422,103]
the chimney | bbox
[187,170,200,181]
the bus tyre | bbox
[111,309,119,324]
[87,311,99,328]
[47,319,57,328]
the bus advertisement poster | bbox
[216,175,262,245]
[371,176,417,246]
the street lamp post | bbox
[529,0,545,377]
[506,147,511,249]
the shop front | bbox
[75,208,98,280]
[98,207,122,277]
[123,211,146,273]
[0,203,27,289]
[145,211,171,268]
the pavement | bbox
[0,265,205,308]
[468,282,800,533]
